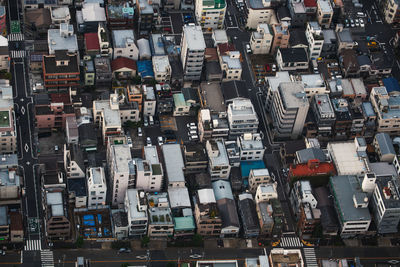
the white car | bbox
[189,254,203,259]
[143,117,149,127]
[138,127,143,137]
[127,137,132,148]
[146,137,152,146]
[245,44,252,53]
[157,136,164,146]
[359,19,365,27]
[187,122,196,128]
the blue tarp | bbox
[83,214,94,221]
[97,214,102,225]
[240,161,266,178]
[137,60,154,79]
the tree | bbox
[141,236,150,248]
[192,234,203,247]
[75,236,84,248]
[131,75,142,85]
[121,263,129,267]
[166,262,177,267]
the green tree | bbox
[121,263,129,267]
[166,262,177,267]
[141,236,150,248]
[75,236,84,248]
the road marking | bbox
[41,249,54,267]
[280,236,303,248]
[7,33,24,41]
[10,50,26,58]
[26,161,30,165]
[20,98,24,102]
[24,239,41,251]
[24,143,29,152]
[21,106,25,115]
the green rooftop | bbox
[203,0,226,9]
[174,216,195,231]
[0,111,10,127]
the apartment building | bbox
[112,30,139,60]
[0,85,16,153]
[50,6,71,25]
[195,0,226,29]
[206,140,231,179]
[220,51,242,81]
[107,143,133,206]
[125,189,148,237]
[0,36,8,71]
[311,94,336,137]
[250,24,273,55]
[93,95,123,143]
[276,48,309,71]
[44,191,71,240]
[98,23,112,57]
[183,143,208,174]
[243,0,277,29]
[371,176,400,234]
[0,155,21,205]
[152,56,171,83]
[249,169,272,193]
[330,175,372,237]
[255,183,278,203]
[227,98,259,135]
[194,188,222,236]
[197,109,229,142]
[136,0,154,33]
[383,0,400,24]
[63,144,85,179]
[306,21,324,58]
[270,82,309,139]
[94,57,112,87]
[42,52,80,91]
[48,23,78,55]
[143,86,156,117]
[77,2,107,33]
[238,193,260,238]
[135,146,163,192]
[271,22,290,54]
[237,133,265,161]
[317,0,333,28]
[87,167,107,207]
[370,86,400,136]
[181,24,206,81]
[290,180,318,218]
[162,144,186,188]
[288,0,307,27]
[147,192,174,238]
[373,133,396,162]
[106,2,135,29]
[168,187,196,237]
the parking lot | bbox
[37,131,65,155]
[249,54,276,84]
[169,11,195,35]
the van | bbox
[190,135,199,141]
[149,115,154,125]
[189,126,197,131]
[188,130,197,135]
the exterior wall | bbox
[120,108,140,123]
[194,203,222,236]
[87,167,107,207]
[195,0,226,30]
[249,173,271,193]
[384,0,400,24]
[47,216,70,239]
[246,8,275,29]
[0,54,9,71]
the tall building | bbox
[316,0,333,28]
[227,98,259,135]
[181,24,206,81]
[371,176,400,234]
[135,146,164,192]
[87,167,107,207]
[305,21,324,59]
[194,188,222,236]
[270,82,309,139]
[195,0,226,30]
[383,0,400,24]
[311,94,336,137]
[125,189,148,237]
[0,84,16,154]
[250,24,273,54]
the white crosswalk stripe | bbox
[280,236,303,247]
[303,248,318,267]
[41,249,55,267]
[10,50,26,58]
[7,33,24,41]
[24,239,42,251]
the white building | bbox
[112,30,139,60]
[237,133,265,161]
[220,51,242,81]
[143,86,156,117]
[306,22,324,59]
[290,180,318,217]
[195,0,226,30]
[152,56,171,83]
[107,143,133,206]
[48,23,78,55]
[98,23,112,57]
[299,74,328,97]
[125,189,148,237]
[87,167,107,207]
[181,24,206,81]
[317,0,333,28]
[255,183,278,203]
[162,144,186,188]
[93,94,122,143]
[330,175,372,237]
[249,168,272,193]
[250,24,273,54]
[0,37,9,71]
[206,140,231,179]
[227,98,259,135]
[50,6,71,25]
[244,0,277,29]
[270,82,309,139]
[135,146,164,192]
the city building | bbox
[77,2,107,33]
[87,167,107,207]
[329,175,372,237]
[220,50,242,81]
[212,180,240,237]
[0,85,16,154]
[42,51,80,91]
[250,24,273,54]
[125,189,148,237]
[248,169,272,193]
[0,36,7,72]
[183,143,209,174]
[143,85,156,117]
[195,0,226,29]
[50,6,71,25]
[256,200,275,236]
[112,30,139,60]
[276,48,309,71]
[44,191,71,239]
[136,0,154,34]
[112,210,129,240]
[181,24,206,81]
[373,133,396,162]
[152,56,171,83]
[383,0,400,24]
[94,57,112,86]
[197,108,229,142]
[106,1,135,29]
[206,140,231,179]
[173,93,191,116]
[194,188,222,236]
[93,95,123,143]
[270,82,309,139]
[237,133,265,161]
[238,193,260,238]
[135,146,163,192]
[316,0,333,28]
[271,22,290,54]
[311,94,335,137]
[147,192,174,238]
[269,248,304,267]
[107,143,133,206]
[370,87,400,136]
[306,21,324,58]
[48,23,78,55]
[98,23,112,57]
[162,144,186,188]
[111,57,137,80]
[243,0,277,29]
[227,98,259,135]
[371,176,400,234]
[168,187,196,237]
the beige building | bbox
[249,168,272,193]
[147,192,174,238]
[244,0,277,29]
[44,191,71,240]
[0,36,9,71]
[383,0,400,24]
[195,0,226,30]
[370,86,400,135]
[0,84,16,154]
[250,24,273,54]
[271,22,290,54]
[152,56,171,83]
[269,248,304,267]
[194,189,222,236]
[220,51,242,81]
[317,0,333,29]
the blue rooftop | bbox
[240,160,266,178]
[137,60,154,79]
[362,102,376,117]
[383,77,400,93]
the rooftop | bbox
[212,180,234,201]
[168,187,191,208]
[278,48,308,63]
[112,29,135,48]
[82,3,106,22]
[200,82,226,113]
[126,189,147,220]
[328,141,369,175]
[183,24,206,51]
[152,56,170,73]
[278,82,309,108]
[110,144,132,174]
[375,176,400,209]
[267,71,291,93]
[48,24,78,53]
[330,175,371,222]
[207,140,229,167]
[162,144,185,183]
[46,191,64,217]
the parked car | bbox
[127,137,132,148]
[187,122,196,128]
[143,117,149,127]
[118,248,131,254]
[149,115,154,125]
[138,127,143,137]
[272,64,277,72]
[146,137,152,146]
[245,44,252,53]
[157,136,164,146]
